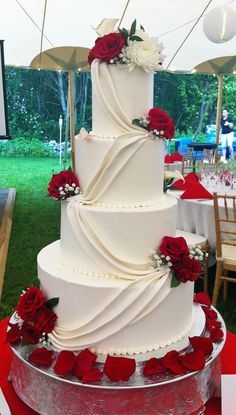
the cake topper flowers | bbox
[88,19,165,73]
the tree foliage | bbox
[5,66,235,142]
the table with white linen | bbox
[169,188,236,253]
[164,161,182,172]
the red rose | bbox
[15,286,45,321]
[103,355,136,382]
[174,256,201,283]
[159,236,189,263]
[148,108,171,136]
[48,169,79,200]
[6,324,21,344]
[21,322,41,344]
[29,347,54,367]
[34,306,57,334]
[166,118,175,140]
[88,33,125,65]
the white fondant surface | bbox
[60,195,177,279]
[38,241,195,354]
[92,61,154,137]
[75,135,165,205]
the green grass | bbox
[0,157,62,319]
[0,156,235,333]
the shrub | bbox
[0,137,54,157]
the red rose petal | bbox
[143,357,166,376]
[207,319,222,330]
[189,336,213,357]
[210,328,224,343]
[29,347,54,367]
[76,348,97,364]
[194,292,211,307]
[163,350,187,375]
[180,350,205,371]
[104,355,136,382]
[54,350,76,376]
[74,348,97,380]
[82,367,103,383]
[202,306,218,320]
[6,324,21,344]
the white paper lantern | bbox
[203,6,236,43]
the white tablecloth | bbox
[164,161,182,172]
[169,189,236,253]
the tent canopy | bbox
[1,0,236,71]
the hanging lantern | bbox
[203,6,236,43]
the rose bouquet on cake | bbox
[88,18,165,73]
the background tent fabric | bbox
[0,0,236,71]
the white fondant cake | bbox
[38,59,194,355]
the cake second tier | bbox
[60,194,177,279]
[75,134,165,206]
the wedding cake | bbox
[37,20,196,356]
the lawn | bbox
[0,156,236,333]
[0,157,61,319]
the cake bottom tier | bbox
[38,241,195,355]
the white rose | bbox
[123,31,165,72]
[94,18,119,37]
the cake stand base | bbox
[9,345,222,415]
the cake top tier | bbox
[89,19,165,137]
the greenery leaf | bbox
[118,28,129,39]
[130,35,143,42]
[171,274,181,288]
[45,297,59,309]
[140,24,145,31]
[20,339,28,347]
[132,119,142,127]
[130,19,137,37]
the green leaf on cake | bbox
[119,27,129,39]
[20,339,28,347]
[171,274,181,288]
[45,297,59,309]
[130,19,137,37]
[132,119,142,127]
[140,24,145,31]
[130,35,143,42]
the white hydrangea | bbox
[123,30,165,72]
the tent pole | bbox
[68,69,75,171]
[215,74,224,160]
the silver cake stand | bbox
[9,308,226,415]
